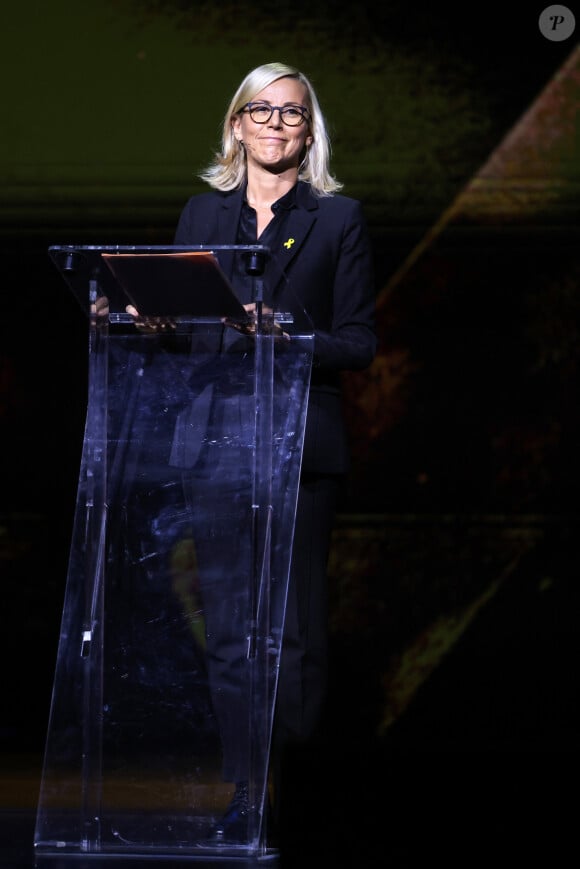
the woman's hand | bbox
[125,304,176,332]
[90,295,110,317]
[223,303,290,341]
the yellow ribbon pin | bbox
[283,238,295,249]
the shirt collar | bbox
[242,181,298,212]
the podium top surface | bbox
[49,244,271,319]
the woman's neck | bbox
[245,168,298,211]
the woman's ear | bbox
[232,115,242,141]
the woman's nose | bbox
[268,108,283,126]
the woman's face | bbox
[232,77,313,176]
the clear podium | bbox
[34,245,314,866]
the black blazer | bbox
[174,181,377,475]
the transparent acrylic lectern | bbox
[34,245,314,867]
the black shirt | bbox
[233,183,297,304]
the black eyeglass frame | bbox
[240,102,311,126]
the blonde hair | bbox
[199,61,342,196]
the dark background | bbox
[1,2,579,866]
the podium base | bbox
[35,848,279,867]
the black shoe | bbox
[210,781,249,844]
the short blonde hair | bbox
[199,61,342,196]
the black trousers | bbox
[273,472,341,753]
[182,467,341,785]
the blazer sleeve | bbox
[310,198,377,373]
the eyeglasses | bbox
[241,102,311,127]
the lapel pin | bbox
[283,238,295,249]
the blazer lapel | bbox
[267,184,318,297]
[214,189,245,280]
[276,209,316,269]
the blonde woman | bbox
[174,61,377,846]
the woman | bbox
[174,60,377,843]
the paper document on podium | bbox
[101,251,249,319]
